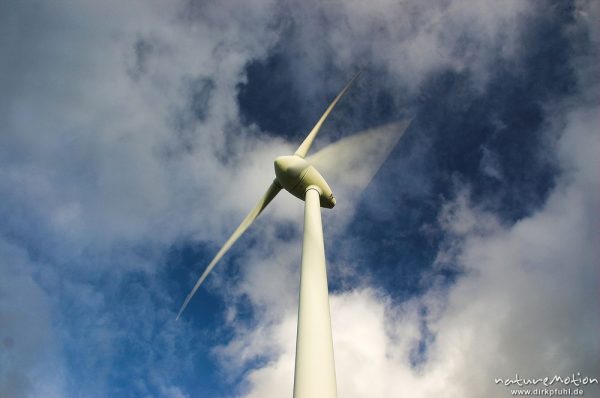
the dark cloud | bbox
[189,77,216,122]
[127,37,156,80]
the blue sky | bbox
[1,1,598,397]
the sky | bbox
[0,1,598,397]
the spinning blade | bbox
[176,181,282,319]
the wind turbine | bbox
[177,72,411,398]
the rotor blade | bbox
[306,119,412,193]
[294,71,361,158]
[176,181,282,320]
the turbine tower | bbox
[177,73,410,398]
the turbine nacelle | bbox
[274,155,336,209]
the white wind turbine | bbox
[177,73,411,398]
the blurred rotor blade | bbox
[294,71,361,158]
[176,181,282,319]
[306,119,411,193]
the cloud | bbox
[282,0,532,90]
[0,0,289,263]
[0,239,66,397]
[0,1,293,395]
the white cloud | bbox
[0,240,67,397]
[271,0,533,97]
[0,2,290,395]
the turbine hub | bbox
[274,155,336,208]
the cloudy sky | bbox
[1,1,599,397]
